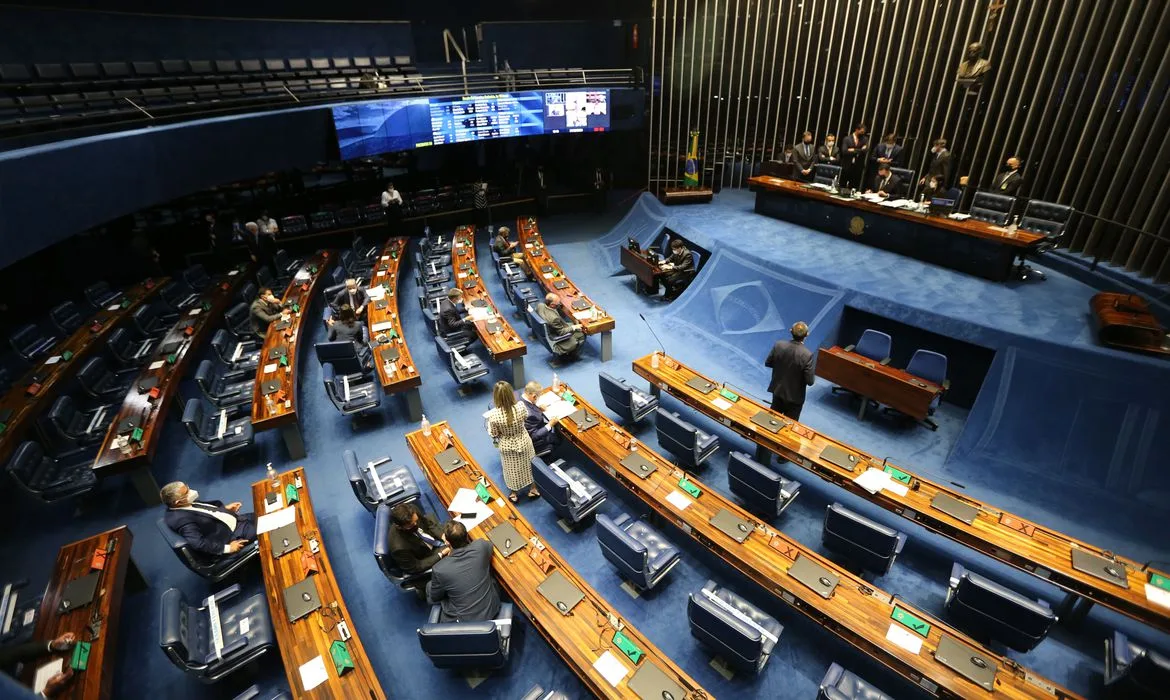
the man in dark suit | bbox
[764,321,815,420]
[521,381,556,455]
[160,481,256,556]
[841,124,869,188]
[992,156,1023,195]
[872,132,903,169]
[388,503,448,574]
[438,288,478,346]
[920,138,952,187]
[244,222,277,270]
[867,164,902,199]
[426,521,500,623]
[817,133,840,166]
[1,633,76,697]
[657,239,695,299]
[534,294,585,359]
[792,131,818,181]
[249,288,288,338]
[331,278,369,318]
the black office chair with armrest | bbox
[45,395,115,449]
[181,398,255,456]
[598,372,658,424]
[819,662,894,700]
[1016,200,1074,281]
[822,502,907,576]
[223,303,251,337]
[727,451,801,518]
[373,502,432,592]
[9,323,59,362]
[158,584,275,683]
[5,441,97,502]
[49,301,84,334]
[687,579,783,674]
[232,685,291,700]
[416,603,514,670]
[322,363,380,416]
[340,249,374,279]
[889,167,915,198]
[107,327,155,368]
[183,264,211,290]
[84,281,122,308]
[945,562,1056,652]
[194,359,254,409]
[314,339,372,376]
[813,164,842,186]
[273,249,302,278]
[1103,630,1170,699]
[342,449,419,512]
[131,301,172,338]
[322,266,347,302]
[159,280,200,311]
[435,335,488,385]
[255,266,277,291]
[969,190,1016,226]
[77,356,137,401]
[211,329,260,373]
[235,281,258,305]
[154,518,258,582]
[596,512,680,591]
[509,283,541,321]
[519,686,570,700]
[654,408,719,469]
[531,456,607,526]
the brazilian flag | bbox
[684,130,699,188]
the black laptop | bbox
[58,572,100,613]
[820,445,860,472]
[282,578,321,623]
[269,522,302,558]
[931,492,979,525]
[934,634,996,691]
[787,555,839,599]
[567,409,599,431]
[435,447,467,474]
[537,571,585,616]
[710,509,753,544]
[628,661,687,700]
[486,521,527,558]
[685,377,716,394]
[750,410,786,434]
[1070,549,1129,588]
[619,452,658,480]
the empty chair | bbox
[236,281,258,304]
[5,441,97,502]
[945,563,1056,652]
[813,164,842,186]
[158,280,200,311]
[1017,200,1074,281]
[1103,630,1170,699]
[194,359,254,409]
[131,302,171,337]
[844,329,892,364]
[279,216,307,235]
[107,327,156,368]
[968,190,1016,225]
[597,512,680,591]
[9,323,58,362]
[599,373,658,423]
[822,503,906,576]
[531,457,607,526]
[45,395,115,449]
[340,249,374,279]
[373,502,432,592]
[255,266,277,291]
[76,356,136,401]
[49,301,84,334]
[416,602,514,670]
[211,329,260,373]
[224,302,251,337]
[155,517,258,582]
[181,399,255,456]
[273,249,301,277]
[654,408,719,469]
[322,266,347,301]
[159,584,275,683]
[314,340,370,376]
[519,686,570,700]
[183,264,211,290]
[687,579,782,674]
[509,282,540,320]
[435,335,488,385]
[342,449,419,512]
[322,363,380,416]
[897,349,949,430]
[232,685,291,700]
[84,281,121,308]
[727,451,801,518]
[819,662,894,700]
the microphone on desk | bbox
[1140,560,1170,573]
[639,313,667,357]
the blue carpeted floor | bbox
[2,189,1167,699]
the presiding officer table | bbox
[619,245,662,294]
[632,353,1170,635]
[814,345,944,421]
[747,175,1044,281]
[406,421,709,700]
[452,224,528,385]
[552,383,1079,699]
[251,467,385,699]
[366,237,424,420]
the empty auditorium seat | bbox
[1103,630,1170,699]
[813,164,842,186]
[1017,200,1075,280]
[654,408,719,469]
[314,340,370,376]
[9,323,58,362]
[194,359,254,409]
[322,363,380,416]
[727,451,801,518]
[279,215,307,235]
[45,395,114,450]
[899,349,948,429]
[5,440,97,502]
[416,603,514,670]
[76,356,136,401]
[596,512,680,591]
[224,302,251,337]
[159,584,275,683]
[342,449,419,512]
[107,327,155,368]
[969,190,1015,225]
[598,372,658,423]
[688,579,782,674]
[531,457,607,525]
[181,398,254,456]
[818,662,894,700]
[822,502,906,576]
[945,562,1056,652]
[211,329,260,374]
[436,336,487,385]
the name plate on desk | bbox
[820,444,860,472]
[931,492,979,525]
[628,662,687,700]
[750,410,787,434]
[1071,549,1130,588]
[710,509,753,543]
[435,447,467,474]
[788,555,839,599]
[685,377,716,394]
[567,409,600,431]
[934,634,997,691]
[486,521,526,558]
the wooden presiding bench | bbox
[451,224,528,384]
[366,237,423,421]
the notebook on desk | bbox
[486,521,526,558]
[58,572,100,613]
[788,555,839,599]
[934,634,996,691]
[750,410,786,434]
[710,509,753,543]
[1070,549,1129,588]
[552,280,569,290]
[627,661,687,700]
[379,347,400,364]
[685,377,716,394]
[537,570,584,616]
[567,409,600,432]
[282,577,321,623]
[435,447,467,474]
[619,453,658,480]
[269,522,302,558]
[267,346,288,360]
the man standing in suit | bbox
[161,482,256,556]
[534,294,585,360]
[249,288,288,338]
[438,288,478,346]
[793,131,817,181]
[1,633,77,697]
[520,381,556,455]
[388,503,448,574]
[872,132,903,169]
[817,133,840,166]
[841,124,869,188]
[920,139,952,187]
[867,164,901,199]
[426,521,500,623]
[992,156,1023,195]
[764,321,815,420]
[331,278,369,318]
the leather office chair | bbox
[159,584,275,683]
[351,235,377,261]
[84,281,122,308]
[322,363,380,416]
[830,329,892,400]
[232,685,291,700]
[181,398,255,456]
[194,359,254,409]
[509,283,540,321]
[311,211,336,230]
[235,281,258,305]
[159,280,200,311]
[654,408,719,469]
[5,441,97,502]
[1103,630,1170,699]
[315,339,371,376]
[417,603,514,670]
[49,301,84,334]
[255,266,277,291]
[340,249,373,279]
[969,190,1016,226]
[154,518,258,582]
[727,451,801,518]
[76,356,137,401]
[373,503,432,592]
[687,579,783,674]
[182,264,211,290]
[519,685,570,700]
[599,372,659,423]
[273,249,302,278]
[322,266,347,302]
[9,323,59,362]
[663,250,700,298]
[822,503,907,576]
[527,305,577,359]
[106,328,154,368]
[818,662,894,700]
[342,449,419,512]
[279,215,307,235]
[531,457,607,526]
[211,329,260,374]
[224,303,251,337]
[813,164,842,186]
[1017,199,1074,281]
[45,395,114,449]
[945,562,1056,652]
[596,512,680,591]
[131,301,171,338]
[435,335,488,385]
[899,349,949,430]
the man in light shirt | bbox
[381,182,404,230]
[161,481,256,556]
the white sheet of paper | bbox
[948,213,972,221]
[665,490,693,511]
[381,255,389,260]
[447,488,494,531]
[228,270,239,276]
[43,356,61,365]
[33,658,62,694]
[239,617,250,635]
[1146,583,1170,609]
[468,306,494,322]
[711,397,733,411]
[536,390,559,409]
[853,468,891,495]
[149,360,165,370]
[572,310,594,320]
[457,272,468,279]
[886,622,923,654]
[372,321,394,332]
[257,505,296,533]
[366,286,386,300]
[107,304,121,311]
[541,399,578,422]
[299,655,329,692]
[263,362,279,373]
[592,650,629,687]
[188,308,201,316]
[543,273,554,279]
[884,480,910,497]
[294,270,311,282]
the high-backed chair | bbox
[519,686,570,700]
[527,305,576,358]
[159,584,275,683]
[687,579,782,674]
[416,603,514,670]
[654,408,719,469]
[9,323,58,362]
[49,301,84,334]
[279,216,307,235]
[322,266,347,302]
[255,266,277,291]
[889,167,915,198]
[531,457,606,526]
[663,250,700,297]
[76,356,136,401]
[1017,200,1074,281]
[235,281,258,305]
[1103,630,1170,699]
[969,190,1015,225]
[194,359,254,409]
[727,451,801,518]
[596,512,680,591]
[155,518,258,582]
[5,441,96,502]
[342,449,419,512]
[322,363,380,416]
[159,280,200,311]
[831,329,892,399]
[599,373,658,423]
[45,395,114,449]
[340,249,373,279]
[273,249,302,277]
[224,303,251,337]
[182,264,211,290]
[232,685,291,700]
[351,235,377,261]
[373,503,432,592]
[435,336,488,385]
[314,340,370,376]
[899,349,948,430]
[107,327,155,368]
[84,281,122,308]
[181,398,255,456]
[818,662,894,700]
[508,283,541,321]
[131,301,171,338]
[813,164,842,186]
[945,563,1056,652]
[211,329,260,374]
[822,503,906,576]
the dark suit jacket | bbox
[426,539,501,622]
[792,142,818,174]
[520,396,554,454]
[0,640,51,671]
[992,169,1022,195]
[871,173,902,195]
[924,150,952,184]
[164,501,249,556]
[842,134,870,168]
[438,298,474,338]
[387,514,445,574]
[331,287,369,313]
[328,320,364,344]
[246,232,277,267]
[872,142,904,167]
[816,144,840,165]
[765,340,815,405]
[664,247,694,274]
[249,297,283,338]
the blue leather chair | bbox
[1104,630,1170,699]
[519,685,570,700]
[49,301,84,334]
[181,399,255,456]
[435,335,488,385]
[822,503,906,576]
[77,356,137,401]
[235,281,258,305]
[155,518,258,582]
[342,449,419,512]
[9,323,58,362]
[527,305,577,358]
[224,302,251,337]
[889,167,916,198]
[182,264,211,290]
[159,584,275,683]
[322,266,347,303]
[211,329,260,374]
[508,282,541,321]
[417,603,514,670]
[1017,200,1074,281]
[597,512,680,591]
[159,280,200,311]
[255,266,277,292]
[599,373,658,423]
[813,164,842,186]
[969,190,1015,226]
[654,408,719,469]
[131,301,171,338]
[727,451,801,518]
[232,684,291,700]
[532,457,607,526]
[687,580,782,673]
[818,662,894,700]
[107,327,155,368]
[194,359,254,409]
[84,281,122,308]
[945,563,1056,652]
[273,249,302,277]
[340,249,372,279]
[322,363,380,416]
[845,329,892,364]
[316,337,372,374]
[351,235,378,262]
[899,349,949,430]
[373,503,433,592]
[45,395,114,449]
[5,441,96,502]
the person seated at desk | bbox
[657,239,695,300]
[426,520,500,623]
[866,164,901,199]
[439,288,479,347]
[1,632,76,698]
[520,380,556,455]
[161,481,256,556]
[491,226,518,256]
[388,503,448,574]
[534,294,585,360]
[920,175,943,202]
[509,252,531,278]
[250,288,289,338]
[332,278,369,318]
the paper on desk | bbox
[263,362,278,374]
[371,321,394,332]
[948,213,972,221]
[188,307,202,316]
[299,655,329,692]
[44,356,61,365]
[366,286,386,300]
[543,273,554,279]
[886,622,923,654]
[33,659,62,694]
[1146,583,1170,609]
[294,269,311,282]
[536,390,559,409]
[884,480,909,497]
[853,468,890,494]
[883,199,913,208]
[593,649,629,687]
[447,488,494,531]
[542,399,578,422]
[468,306,494,322]
[666,490,693,511]
[149,360,166,370]
[228,270,239,275]
[107,304,121,311]
[711,397,733,411]
[572,309,595,320]
[257,505,296,534]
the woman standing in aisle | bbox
[486,381,539,502]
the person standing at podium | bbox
[764,321,815,420]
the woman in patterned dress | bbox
[486,381,539,501]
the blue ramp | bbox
[592,191,669,274]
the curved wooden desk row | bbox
[631,353,1170,635]
[0,276,169,466]
[366,237,424,421]
[1089,292,1170,357]
[516,217,615,361]
[451,224,528,385]
[552,383,1077,700]
[814,346,944,421]
[405,421,708,700]
[92,268,252,504]
[251,251,333,460]
[251,467,385,699]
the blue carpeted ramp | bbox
[591,191,669,273]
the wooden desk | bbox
[405,421,709,700]
[1089,292,1170,357]
[632,353,1170,635]
[366,237,424,420]
[451,224,528,385]
[92,270,250,504]
[24,526,146,700]
[251,467,385,699]
[552,383,1077,700]
[619,245,662,292]
[0,277,168,467]
[250,251,333,459]
[814,346,943,421]
[516,216,615,361]
[747,176,1043,281]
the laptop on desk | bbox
[379,347,400,364]
[567,409,600,432]
[685,377,716,394]
[820,445,860,472]
[930,492,979,525]
[537,570,585,616]
[628,662,687,700]
[710,509,753,544]
[751,410,786,434]
[934,634,996,691]
[788,555,839,599]
[1070,549,1129,588]
[269,522,302,558]
[282,577,321,623]
[486,521,527,558]
[435,447,467,474]
[58,572,100,613]
[619,453,658,480]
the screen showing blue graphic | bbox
[429,91,545,144]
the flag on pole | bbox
[684,130,699,188]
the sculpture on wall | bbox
[956,42,991,92]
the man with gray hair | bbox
[161,481,256,556]
[533,293,585,361]
[519,380,556,455]
[331,277,369,318]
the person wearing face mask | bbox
[992,156,1024,195]
[817,133,840,166]
[160,482,256,556]
[920,175,943,202]
[872,132,903,169]
[866,164,901,199]
[387,503,448,574]
[250,287,290,338]
[792,131,817,181]
[920,138,952,187]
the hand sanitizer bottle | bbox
[651,351,660,369]
[421,414,431,436]
[266,462,278,489]
[552,372,561,393]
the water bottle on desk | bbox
[1007,215,1020,236]
[421,414,431,437]
[552,372,561,393]
[266,462,278,489]
[651,351,660,369]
